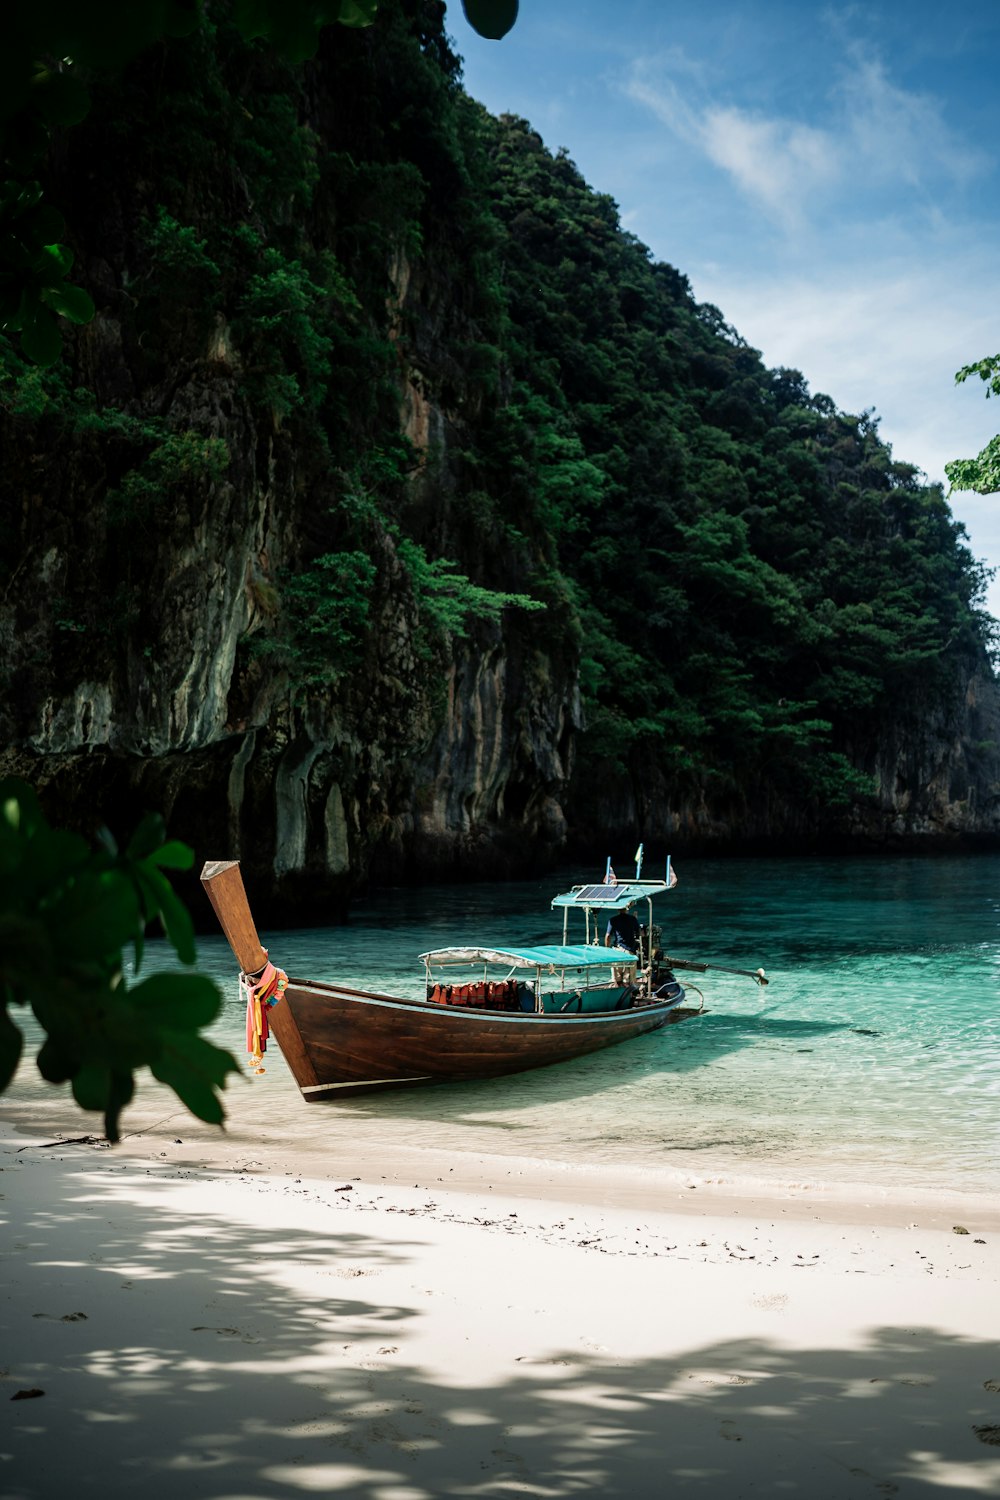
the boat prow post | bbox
[200,859,268,974]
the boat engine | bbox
[639,923,662,965]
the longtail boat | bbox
[201,857,766,1101]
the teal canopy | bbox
[419,943,635,970]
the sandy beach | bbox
[3,1075,1000,1499]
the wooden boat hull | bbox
[267,978,694,1099]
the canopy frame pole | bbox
[643,893,655,997]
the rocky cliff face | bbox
[569,655,1000,853]
[1,314,580,916]
[848,664,1000,846]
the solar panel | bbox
[574,884,621,902]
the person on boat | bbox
[605,902,641,954]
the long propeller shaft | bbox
[662,954,769,986]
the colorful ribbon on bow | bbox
[241,952,288,1074]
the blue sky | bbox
[447,1,1000,614]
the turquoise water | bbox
[9,856,1000,1197]
[179,854,1000,1198]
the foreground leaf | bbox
[133,864,197,964]
[2,778,233,1138]
[129,972,222,1030]
[103,1069,136,1143]
[149,840,195,871]
[42,281,95,324]
[462,0,518,40]
[19,307,61,365]
[44,871,140,964]
[71,1061,112,1113]
[126,813,168,861]
[151,1031,241,1125]
[0,1008,23,1093]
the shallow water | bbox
[9,855,1000,1197]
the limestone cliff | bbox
[0,307,580,915]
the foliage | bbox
[107,432,230,524]
[946,437,1000,495]
[137,208,223,340]
[230,0,380,59]
[0,4,204,364]
[0,1,515,366]
[0,2,368,366]
[954,354,1000,399]
[233,246,356,415]
[253,550,378,683]
[395,536,545,640]
[945,355,1000,495]
[0,778,239,1142]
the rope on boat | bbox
[240,951,288,1074]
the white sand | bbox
[3,1080,1000,1498]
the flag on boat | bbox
[606,864,618,886]
[634,842,644,876]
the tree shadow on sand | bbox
[4,1156,999,1499]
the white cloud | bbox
[625,62,840,226]
[698,108,840,226]
[625,69,699,143]
[624,38,991,229]
[838,50,991,190]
